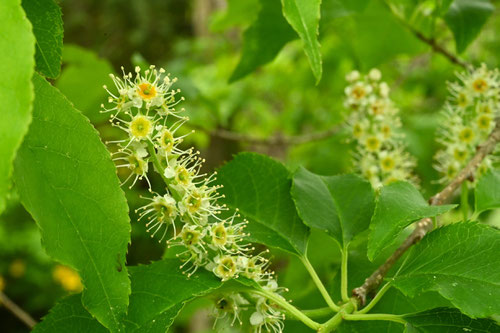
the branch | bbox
[412,30,468,69]
[353,118,500,306]
[383,0,468,69]
[191,125,341,146]
[0,291,37,328]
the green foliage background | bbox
[2,0,500,332]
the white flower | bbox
[368,68,382,81]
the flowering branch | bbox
[0,291,37,328]
[352,117,500,306]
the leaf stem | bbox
[340,244,349,302]
[302,307,333,318]
[254,289,321,330]
[461,181,469,221]
[319,299,356,332]
[344,313,406,324]
[300,256,341,312]
[355,282,392,314]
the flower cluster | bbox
[103,66,285,332]
[434,64,500,183]
[344,69,416,188]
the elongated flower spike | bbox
[344,68,417,188]
[103,66,287,332]
[435,64,500,183]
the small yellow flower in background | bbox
[53,265,83,292]
[0,275,5,291]
[9,259,26,278]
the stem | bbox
[461,182,469,221]
[340,245,349,302]
[344,313,406,325]
[352,118,500,305]
[0,291,37,328]
[355,282,392,314]
[146,141,182,201]
[300,256,341,312]
[319,299,356,332]
[302,307,333,319]
[254,290,321,330]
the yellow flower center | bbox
[351,84,367,100]
[458,127,475,144]
[477,115,492,131]
[353,123,363,138]
[380,156,395,172]
[365,136,381,152]
[216,257,237,279]
[176,166,191,186]
[182,229,200,246]
[453,148,468,162]
[159,130,174,152]
[130,116,152,139]
[457,93,468,108]
[137,82,157,100]
[187,191,203,213]
[127,154,147,175]
[472,78,488,93]
[212,224,228,246]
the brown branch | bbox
[382,0,468,69]
[191,125,341,146]
[412,30,468,69]
[353,118,500,306]
[0,291,37,328]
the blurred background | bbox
[2,0,500,331]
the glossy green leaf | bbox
[0,0,35,214]
[368,181,455,261]
[32,295,108,333]
[22,0,63,78]
[392,222,500,318]
[403,307,500,332]
[444,0,494,53]
[292,167,375,247]
[281,0,322,83]
[14,74,131,332]
[217,153,310,255]
[229,0,297,82]
[124,259,222,332]
[55,44,115,123]
[474,168,500,214]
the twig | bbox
[353,118,500,306]
[383,0,468,69]
[412,30,468,69]
[0,291,37,328]
[191,125,341,146]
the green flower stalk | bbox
[435,64,500,183]
[102,65,286,332]
[344,69,417,188]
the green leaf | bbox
[403,307,500,332]
[217,152,310,255]
[392,222,500,318]
[13,74,131,332]
[22,0,63,78]
[229,0,297,82]
[0,0,35,214]
[210,0,260,32]
[292,167,374,247]
[55,45,115,123]
[32,295,108,333]
[444,0,494,53]
[341,1,425,69]
[475,168,500,214]
[368,181,455,261]
[281,0,322,83]
[124,259,222,332]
